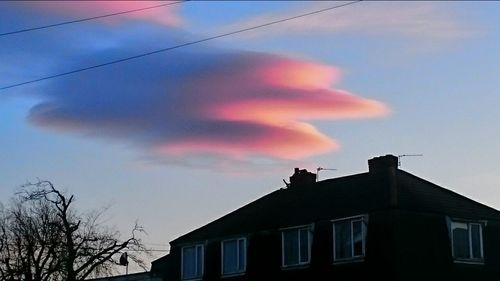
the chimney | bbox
[368,154,398,174]
[368,155,399,207]
[289,168,316,188]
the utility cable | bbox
[0,1,361,91]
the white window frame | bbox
[332,215,368,263]
[221,237,247,277]
[450,220,485,264]
[280,224,313,268]
[181,243,204,280]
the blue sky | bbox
[1,1,500,270]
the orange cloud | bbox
[159,122,337,160]
[148,55,389,160]
[262,60,340,90]
[197,56,389,124]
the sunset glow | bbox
[2,1,499,274]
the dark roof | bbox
[171,156,500,245]
[150,254,172,277]
[397,170,500,219]
[87,272,157,281]
[171,172,391,244]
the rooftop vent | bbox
[289,168,316,188]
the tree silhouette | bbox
[0,181,148,281]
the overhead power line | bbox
[0,0,187,37]
[0,1,362,91]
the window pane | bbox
[182,246,197,279]
[452,223,470,259]
[470,224,482,259]
[196,246,203,277]
[299,229,309,263]
[352,220,363,256]
[335,221,352,259]
[238,239,246,271]
[283,229,299,265]
[223,240,238,274]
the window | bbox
[221,238,246,276]
[281,225,312,267]
[333,216,367,262]
[450,221,484,262]
[182,244,204,280]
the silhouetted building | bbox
[151,155,500,281]
[88,272,160,281]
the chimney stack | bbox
[368,154,399,207]
[289,168,316,188]
[368,154,398,174]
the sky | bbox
[1,0,500,272]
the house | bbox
[151,155,500,280]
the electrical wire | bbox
[0,1,362,91]
[0,0,188,37]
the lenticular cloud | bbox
[10,1,388,164]
[29,48,388,161]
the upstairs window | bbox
[451,221,484,262]
[333,215,367,262]
[281,225,312,267]
[221,238,246,276]
[182,244,204,280]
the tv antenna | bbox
[397,154,423,167]
[316,167,337,181]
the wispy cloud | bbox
[220,1,472,49]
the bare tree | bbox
[0,181,148,281]
[0,197,61,281]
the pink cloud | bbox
[29,48,388,162]
[25,1,182,27]
[161,122,337,160]
[164,56,387,159]
[211,61,385,123]
[262,60,340,90]
[1,3,389,165]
